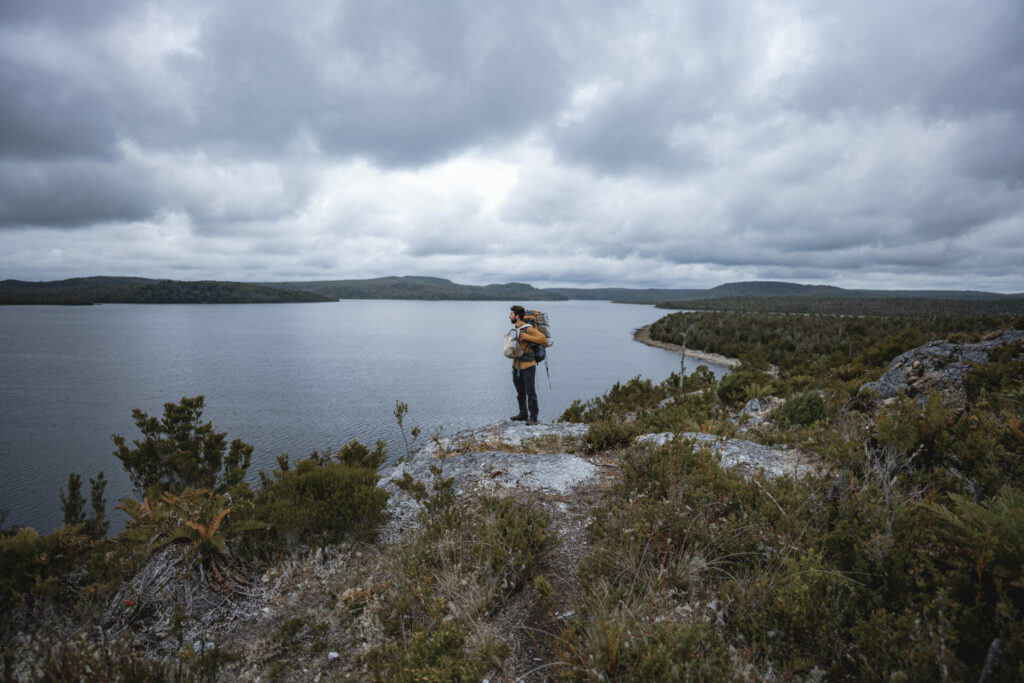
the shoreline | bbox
[633,325,741,368]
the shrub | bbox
[253,452,389,548]
[633,392,719,434]
[112,396,253,495]
[0,526,90,615]
[59,472,109,539]
[716,367,781,407]
[118,487,265,561]
[559,376,670,423]
[368,621,498,682]
[583,421,637,453]
[774,391,827,428]
[336,438,389,469]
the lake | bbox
[0,300,725,533]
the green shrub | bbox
[774,391,827,428]
[0,526,92,615]
[921,486,1024,670]
[559,376,670,423]
[716,367,781,407]
[118,487,265,563]
[633,392,718,434]
[369,621,498,682]
[583,421,637,453]
[59,472,109,539]
[253,454,388,547]
[682,364,718,391]
[336,438,388,469]
[112,396,253,496]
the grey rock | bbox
[861,329,1024,409]
[636,432,817,479]
[733,396,785,429]
[378,422,595,544]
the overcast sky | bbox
[2,1,1023,291]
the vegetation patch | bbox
[3,304,1023,679]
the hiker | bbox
[509,305,547,424]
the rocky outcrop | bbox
[377,422,594,544]
[732,396,786,431]
[378,421,821,545]
[636,431,818,480]
[861,329,1024,410]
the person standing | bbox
[509,305,547,424]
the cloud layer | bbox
[2,0,1023,291]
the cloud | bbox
[1,0,1023,291]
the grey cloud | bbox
[791,1,1024,118]
[0,160,157,227]
[1,0,573,167]
[0,64,119,161]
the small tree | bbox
[59,472,110,538]
[86,472,109,538]
[60,473,87,527]
[112,396,252,496]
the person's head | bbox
[510,305,525,323]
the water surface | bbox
[0,300,724,532]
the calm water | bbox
[0,300,724,533]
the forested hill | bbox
[550,280,1024,304]
[657,296,1024,318]
[3,275,1021,305]
[0,277,333,305]
[260,276,568,301]
[702,280,1022,300]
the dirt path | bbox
[633,324,741,368]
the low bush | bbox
[583,421,637,453]
[773,391,827,428]
[560,376,670,423]
[716,366,784,407]
[252,449,389,549]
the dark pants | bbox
[513,365,538,420]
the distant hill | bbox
[546,287,705,303]
[263,276,568,301]
[3,276,1019,306]
[688,280,1022,301]
[657,295,1024,318]
[0,277,333,305]
[705,281,850,298]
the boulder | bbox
[732,396,785,430]
[861,329,1024,410]
[377,422,593,544]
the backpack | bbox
[520,310,552,363]
[503,328,523,358]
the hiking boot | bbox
[526,418,538,425]
[510,413,528,421]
